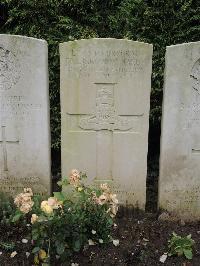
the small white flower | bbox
[88,239,95,246]
[99,239,103,244]
[0,251,2,255]
[26,224,31,227]
[92,230,96,235]
[25,252,30,258]
[10,251,17,258]
[159,253,168,263]
[113,223,117,228]
[22,239,28,244]
[71,263,79,266]
[112,239,120,246]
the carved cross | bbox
[192,148,200,154]
[78,83,144,181]
[0,125,19,171]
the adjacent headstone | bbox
[0,35,51,196]
[60,38,152,208]
[159,42,200,220]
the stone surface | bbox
[0,35,51,196]
[60,38,152,208]
[159,42,200,220]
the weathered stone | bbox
[0,35,51,196]
[159,41,200,220]
[60,38,152,208]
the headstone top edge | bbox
[0,34,47,44]
[166,41,200,50]
[59,38,153,48]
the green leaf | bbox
[53,192,65,201]
[73,240,81,252]
[183,249,193,260]
[32,246,40,254]
[56,242,65,255]
[32,229,39,240]
[12,213,22,223]
[172,232,177,237]
[0,241,15,250]
[57,181,62,187]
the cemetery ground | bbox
[0,210,200,265]
[0,161,200,265]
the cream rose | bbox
[98,194,107,205]
[31,214,39,224]
[69,169,80,187]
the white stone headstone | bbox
[159,42,200,220]
[0,35,51,196]
[60,38,152,208]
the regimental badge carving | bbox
[190,59,200,94]
[0,47,20,90]
[79,84,134,131]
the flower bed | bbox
[0,170,200,265]
[0,170,119,264]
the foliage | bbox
[0,192,17,227]
[1,0,200,169]
[0,241,15,251]
[11,170,118,263]
[168,232,195,260]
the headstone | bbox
[60,38,152,208]
[0,35,51,196]
[159,42,200,220]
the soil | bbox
[0,211,200,266]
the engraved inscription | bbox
[0,47,20,90]
[0,176,48,196]
[0,95,42,119]
[164,186,200,213]
[66,49,143,78]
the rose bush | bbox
[11,170,118,264]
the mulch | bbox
[0,211,200,265]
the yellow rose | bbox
[44,205,53,214]
[41,201,53,214]
[39,249,47,260]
